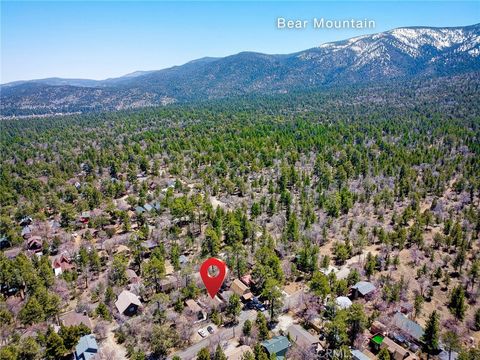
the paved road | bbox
[169,310,257,360]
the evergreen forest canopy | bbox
[0,78,479,359]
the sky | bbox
[1,1,479,83]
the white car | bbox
[198,328,208,338]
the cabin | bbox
[391,312,424,344]
[3,247,21,259]
[21,225,32,239]
[115,290,142,316]
[126,269,140,284]
[26,236,43,253]
[59,311,93,330]
[230,278,252,300]
[74,334,98,360]
[351,281,376,299]
[261,336,291,360]
[52,254,74,276]
[286,324,319,351]
[135,206,146,215]
[351,349,371,360]
[185,299,205,322]
[19,216,33,227]
[0,235,10,249]
[159,276,177,292]
[80,211,91,224]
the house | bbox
[185,299,205,322]
[135,206,146,215]
[230,278,252,300]
[0,235,10,249]
[371,320,388,335]
[114,244,130,255]
[241,274,254,287]
[80,211,91,224]
[286,324,319,350]
[179,254,188,266]
[351,349,371,360]
[391,312,424,343]
[48,220,61,232]
[126,269,140,284]
[21,225,32,239]
[380,337,411,360]
[74,334,98,360]
[52,254,74,276]
[224,345,253,360]
[261,336,291,360]
[159,276,177,292]
[3,247,21,259]
[335,296,353,309]
[59,311,93,330]
[438,349,459,360]
[19,216,33,227]
[351,281,376,298]
[26,236,43,253]
[115,290,142,316]
[143,203,153,212]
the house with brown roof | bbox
[159,276,177,292]
[52,254,74,276]
[230,278,253,300]
[26,236,43,253]
[381,337,411,360]
[286,324,320,350]
[115,290,142,316]
[185,299,205,322]
[126,269,140,284]
[59,311,93,330]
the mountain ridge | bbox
[1,23,479,116]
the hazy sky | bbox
[1,1,479,83]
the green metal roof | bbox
[371,334,384,345]
[261,336,291,355]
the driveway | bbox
[169,310,256,360]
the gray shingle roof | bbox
[392,312,424,341]
[75,334,98,360]
[287,324,319,348]
[351,349,371,360]
[352,281,376,295]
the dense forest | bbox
[0,81,479,360]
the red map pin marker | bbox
[200,257,227,298]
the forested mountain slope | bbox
[1,24,479,116]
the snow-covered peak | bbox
[316,25,480,59]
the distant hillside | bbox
[1,23,479,116]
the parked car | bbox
[198,328,207,338]
[246,297,266,312]
[207,326,214,334]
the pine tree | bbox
[256,312,269,341]
[44,328,67,360]
[197,347,210,360]
[474,308,480,331]
[442,330,461,360]
[448,285,467,320]
[378,348,391,360]
[214,345,227,360]
[19,296,44,325]
[346,303,367,344]
[421,311,440,358]
[226,294,241,324]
